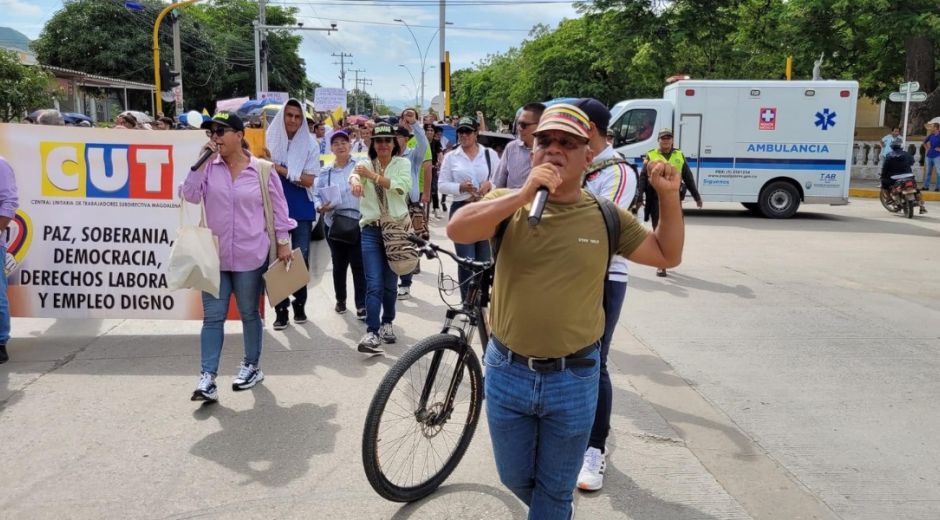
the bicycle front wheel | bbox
[362,334,484,502]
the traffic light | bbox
[159,61,179,92]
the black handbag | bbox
[328,211,361,244]
[324,165,361,244]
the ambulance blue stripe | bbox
[686,157,846,171]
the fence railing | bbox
[852,140,928,180]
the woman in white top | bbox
[437,116,500,299]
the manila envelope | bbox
[262,248,310,306]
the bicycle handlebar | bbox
[407,235,493,272]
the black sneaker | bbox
[379,323,397,344]
[0,343,8,364]
[335,301,347,314]
[356,308,367,321]
[656,268,668,277]
[293,303,308,324]
[273,309,289,330]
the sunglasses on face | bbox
[373,137,394,144]
[205,127,234,138]
[535,134,585,151]
[660,135,673,140]
[457,128,474,135]
[517,121,537,130]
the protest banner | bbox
[0,124,214,319]
[314,88,347,112]
[215,96,250,113]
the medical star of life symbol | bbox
[815,108,836,130]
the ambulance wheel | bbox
[758,181,800,219]
[741,203,761,214]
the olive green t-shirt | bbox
[486,189,649,358]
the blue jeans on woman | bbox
[450,200,491,300]
[200,264,266,375]
[361,225,398,334]
[589,278,627,450]
[484,336,600,520]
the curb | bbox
[849,188,940,201]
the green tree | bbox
[33,0,311,114]
[0,49,53,122]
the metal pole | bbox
[173,15,183,112]
[259,0,268,92]
[902,87,911,144]
[254,22,261,97]
[152,0,198,115]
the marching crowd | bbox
[3,98,690,520]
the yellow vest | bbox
[647,148,685,171]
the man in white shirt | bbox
[881,127,900,159]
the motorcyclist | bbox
[881,139,927,214]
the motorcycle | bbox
[879,173,922,218]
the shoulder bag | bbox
[373,159,419,276]
[325,165,361,244]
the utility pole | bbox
[439,0,446,114]
[255,23,338,97]
[359,78,374,113]
[349,68,365,114]
[259,0,268,93]
[172,13,183,111]
[332,52,353,90]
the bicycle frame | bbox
[413,238,493,427]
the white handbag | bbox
[166,201,220,298]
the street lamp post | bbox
[153,0,200,115]
[399,65,420,108]
[393,18,451,111]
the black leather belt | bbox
[491,338,597,373]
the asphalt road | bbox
[1,197,937,519]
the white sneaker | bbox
[232,362,264,391]
[397,286,411,300]
[576,446,607,491]
[191,372,218,402]
[379,322,397,344]
[357,332,384,355]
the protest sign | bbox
[314,88,347,112]
[257,91,289,104]
[0,124,213,319]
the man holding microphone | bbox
[447,103,685,519]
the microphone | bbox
[527,187,549,227]
[190,147,214,171]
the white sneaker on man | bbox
[577,446,607,491]
[397,286,411,300]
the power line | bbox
[331,52,353,89]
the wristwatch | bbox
[277,238,290,246]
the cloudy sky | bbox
[1,0,580,109]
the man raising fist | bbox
[447,103,684,519]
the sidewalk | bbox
[849,178,940,201]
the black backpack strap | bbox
[484,148,493,180]
[490,216,511,262]
[586,191,621,272]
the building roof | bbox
[41,65,155,91]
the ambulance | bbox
[607,80,859,218]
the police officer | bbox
[634,128,702,277]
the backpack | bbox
[491,191,621,272]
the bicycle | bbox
[361,235,493,502]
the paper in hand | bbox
[317,184,342,207]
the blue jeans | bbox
[925,156,940,189]
[200,264,266,375]
[275,219,312,312]
[589,279,627,449]
[0,268,9,345]
[450,201,491,300]
[361,225,398,334]
[485,337,600,519]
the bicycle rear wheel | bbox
[362,334,484,502]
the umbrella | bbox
[437,124,456,145]
[62,112,93,125]
[121,110,153,124]
[236,99,268,116]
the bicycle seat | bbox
[890,173,915,180]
